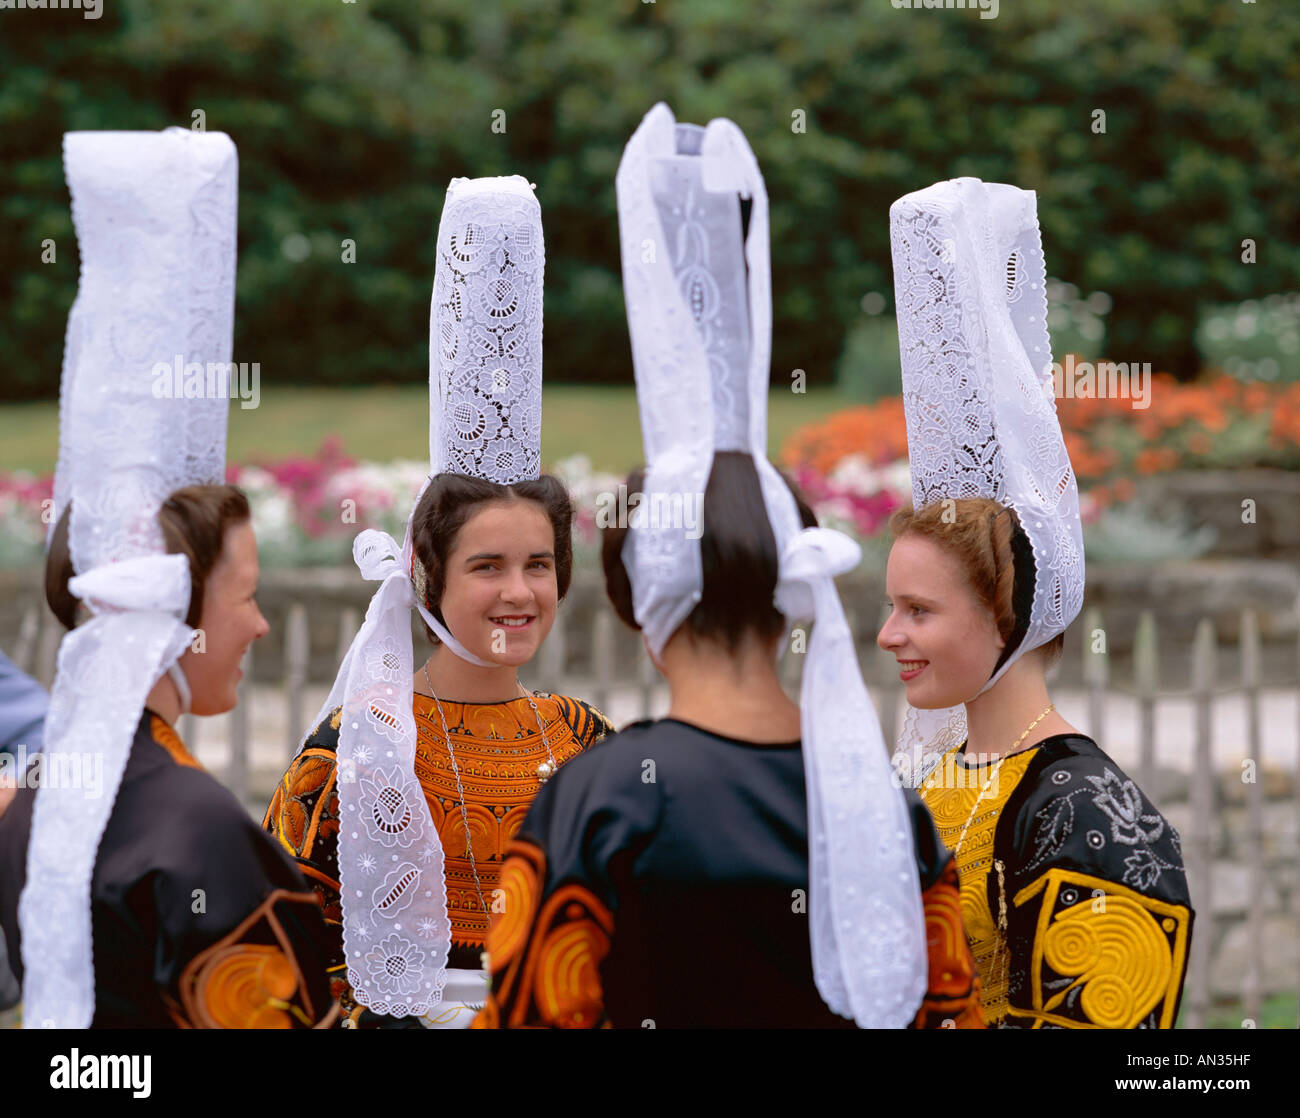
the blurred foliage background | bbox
[1,0,1297,402]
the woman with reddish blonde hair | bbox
[881,177,1192,1028]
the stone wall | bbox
[1161,768,1299,1005]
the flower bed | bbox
[4,372,1295,571]
[777,370,1300,562]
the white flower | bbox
[828,453,879,493]
[364,637,406,683]
[358,853,378,875]
[365,934,426,998]
[359,766,426,848]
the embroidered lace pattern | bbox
[429,176,544,484]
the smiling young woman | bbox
[1,488,334,1029]
[879,497,1193,1028]
[263,471,613,1028]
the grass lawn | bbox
[0,384,856,475]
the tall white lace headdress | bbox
[616,103,927,1028]
[888,177,1085,786]
[20,128,238,1028]
[297,175,544,1017]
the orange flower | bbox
[783,374,1298,484]
[1243,383,1271,415]
[1268,384,1300,449]
[1135,446,1180,475]
[780,398,910,473]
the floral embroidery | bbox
[358,767,426,849]
[1122,848,1167,891]
[1024,764,1186,891]
[364,638,406,683]
[1087,769,1164,845]
[364,934,426,998]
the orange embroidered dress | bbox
[0,711,336,1029]
[265,691,614,1028]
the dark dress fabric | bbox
[0,709,333,1028]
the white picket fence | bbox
[8,578,1300,1028]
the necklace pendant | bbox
[536,760,556,784]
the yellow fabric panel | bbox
[919,745,1040,1024]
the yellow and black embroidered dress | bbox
[920,733,1193,1028]
[264,691,614,1028]
[471,717,985,1029]
[0,711,336,1028]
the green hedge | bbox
[1,0,1296,401]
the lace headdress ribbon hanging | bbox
[20,129,237,1028]
[888,178,1085,786]
[616,102,927,1028]
[297,176,545,1016]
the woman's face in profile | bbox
[877,533,1004,709]
[177,520,269,716]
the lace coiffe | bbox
[887,178,1085,787]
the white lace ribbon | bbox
[294,520,451,1016]
[67,553,192,614]
[777,528,928,1027]
[617,103,929,1027]
[20,554,194,1028]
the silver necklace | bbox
[419,666,559,923]
[516,682,559,784]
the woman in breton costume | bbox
[472,105,983,1030]
[264,176,614,1029]
[0,129,335,1029]
[880,178,1193,1028]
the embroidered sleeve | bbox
[910,859,986,1029]
[1000,756,1193,1029]
[164,889,339,1029]
[471,839,614,1029]
[553,694,617,749]
[262,711,356,1021]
